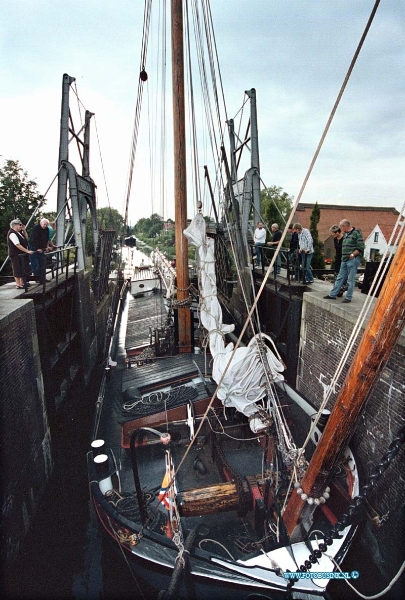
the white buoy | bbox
[94,453,113,495]
[91,439,106,455]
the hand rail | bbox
[252,245,301,284]
[18,246,79,292]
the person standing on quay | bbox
[267,223,282,274]
[293,223,314,283]
[29,218,50,284]
[47,221,58,251]
[287,225,299,279]
[253,221,266,267]
[7,219,34,288]
[329,224,347,297]
[324,219,364,303]
[329,224,344,275]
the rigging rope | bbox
[189,0,230,216]
[219,171,298,458]
[291,0,382,216]
[241,0,383,292]
[201,0,224,135]
[185,0,202,211]
[63,82,118,233]
[203,0,229,126]
[122,0,153,233]
[283,424,405,594]
[159,0,167,219]
[73,81,84,128]
[182,0,385,495]
[328,555,405,600]
[93,116,115,225]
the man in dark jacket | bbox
[29,218,50,283]
[329,224,347,296]
[267,223,282,274]
[324,219,365,303]
[287,225,299,279]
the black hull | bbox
[87,287,359,600]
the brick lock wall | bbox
[0,276,120,568]
[297,296,405,577]
[0,299,52,565]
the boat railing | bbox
[92,278,129,441]
[151,248,176,291]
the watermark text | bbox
[284,571,359,580]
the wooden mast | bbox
[171,0,192,353]
[283,231,405,540]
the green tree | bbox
[96,207,124,232]
[85,207,125,257]
[162,228,175,246]
[155,228,176,261]
[261,186,294,237]
[149,222,164,238]
[134,213,164,237]
[133,214,175,259]
[310,202,324,269]
[133,217,148,236]
[0,159,44,268]
[42,211,57,223]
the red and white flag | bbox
[158,471,173,510]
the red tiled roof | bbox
[292,204,400,243]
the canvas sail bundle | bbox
[185,213,284,431]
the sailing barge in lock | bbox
[87,1,405,598]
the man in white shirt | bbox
[7,219,34,288]
[253,221,266,267]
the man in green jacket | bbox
[324,219,365,303]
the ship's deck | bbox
[125,290,167,349]
[95,289,213,468]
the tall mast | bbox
[283,232,405,540]
[171,0,192,352]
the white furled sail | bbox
[184,214,284,431]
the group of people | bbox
[7,217,57,288]
[253,217,364,301]
[253,221,314,283]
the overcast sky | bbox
[1,0,404,226]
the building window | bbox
[374,232,379,243]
